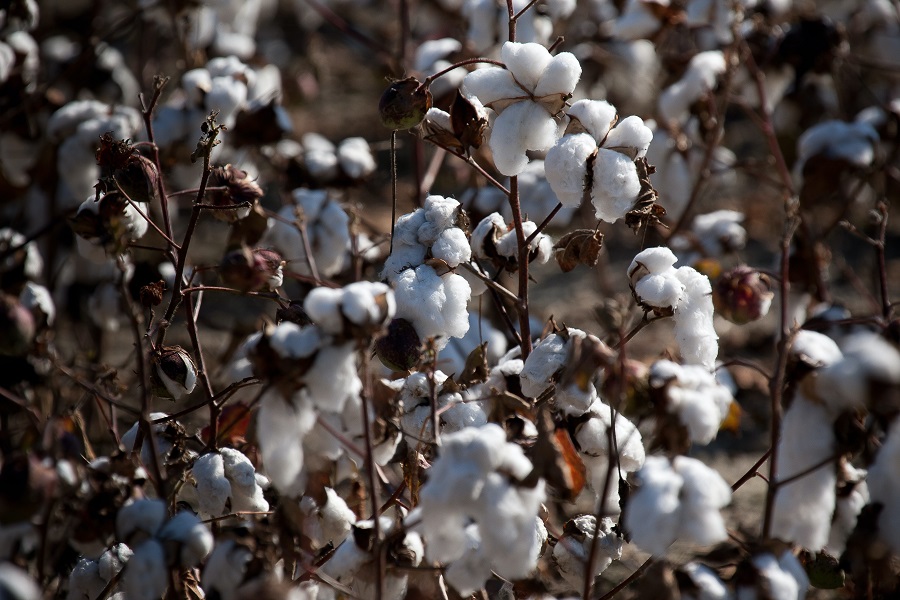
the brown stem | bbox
[139,76,174,244]
[731,448,773,492]
[525,202,563,246]
[422,58,506,86]
[183,290,218,450]
[508,176,532,358]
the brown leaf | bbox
[521,408,586,499]
[457,342,489,387]
[625,157,666,234]
[558,334,615,393]
[553,228,604,272]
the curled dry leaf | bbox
[553,228,604,273]
[625,157,666,234]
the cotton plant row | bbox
[1,1,900,600]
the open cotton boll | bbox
[303,287,344,334]
[418,195,460,245]
[393,265,470,348]
[795,120,879,175]
[591,148,642,223]
[673,266,718,369]
[122,540,167,600]
[739,551,809,600]
[191,452,232,517]
[257,390,316,496]
[501,41,553,91]
[98,544,131,582]
[827,464,868,555]
[814,332,900,414]
[604,115,654,159]
[220,448,269,513]
[267,321,322,360]
[490,100,560,176]
[553,515,623,592]
[650,360,733,444]
[625,455,731,555]
[771,392,837,552]
[790,330,842,368]
[443,525,493,597]
[568,100,617,141]
[519,329,581,398]
[116,499,167,543]
[206,76,248,128]
[301,487,356,550]
[680,562,730,600]
[157,511,213,567]
[202,540,252,600]
[867,419,900,555]
[688,210,747,255]
[629,246,679,277]
[659,51,726,125]
[575,400,646,474]
[304,343,360,413]
[431,228,471,267]
[67,558,105,600]
[337,137,376,179]
[120,413,174,468]
[340,281,395,329]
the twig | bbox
[525,202,563,246]
[731,448,772,492]
[508,176,533,358]
[138,76,174,243]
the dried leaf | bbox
[625,157,666,234]
[521,409,586,499]
[558,334,615,393]
[719,400,742,434]
[553,228,604,273]
[457,342,489,386]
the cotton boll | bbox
[795,120,879,175]
[414,38,463,73]
[419,195,461,244]
[634,273,684,310]
[443,525,493,596]
[304,287,345,335]
[867,419,900,555]
[98,544,131,582]
[501,42,553,92]
[519,330,571,398]
[220,448,269,513]
[67,558,105,600]
[207,76,248,128]
[474,477,545,580]
[574,400,646,473]
[553,515,623,591]
[771,393,836,551]
[591,148,641,223]
[790,330,842,368]
[827,464,868,555]
[267,321,322,360]
[673,266,718,369]
[613,0,665,39]
[625,455,730,555]
[689,210,746,255]
[814,332,900,415]
[740,552,809,600]
[123,540,167,600]
[202,540,252,600]
[116,499,167,544]
[462,66,524,108]
[532,51,581,100]
[624,456,682,555]
[257,390,317,496]
[157,511,214,567]
[650,360,733,445]
[659,51,726,125]
[680,562,729,600]
[629,246,679,277]
[431,228,471,267]
[19,282,54,327]
[340,281,395,329]
[490,100,559,176]
[604,115,654,159]
[191,452,232,517]
[305,343,361,413]
[567,99,617,141]
[393,265,470,348]
[337,137,376,179]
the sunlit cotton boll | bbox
[393,265,470,350]
[463,41,581,176]
[649,359,734,445]
[257,389,317,496]
[625,455,731,556]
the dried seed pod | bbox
[151,346,198,400]
[713,265,773,325]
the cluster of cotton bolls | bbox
[261,188,359,279]
[113,499,213,600]
[180,448,269,519]
[628,246,718,369]
[229,281,395,496]
[276,132,377,184]
[394,370,487,445]
[66,543,132,600]
[410,423,546,595]
[624,455,732,556]
[382,195,472,349]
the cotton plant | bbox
[624,455,732,556]
[395,370,488,445]
[545,99,653,223]
[411,423,547,593]
[462,41,581,176]
[649,359,734,446]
